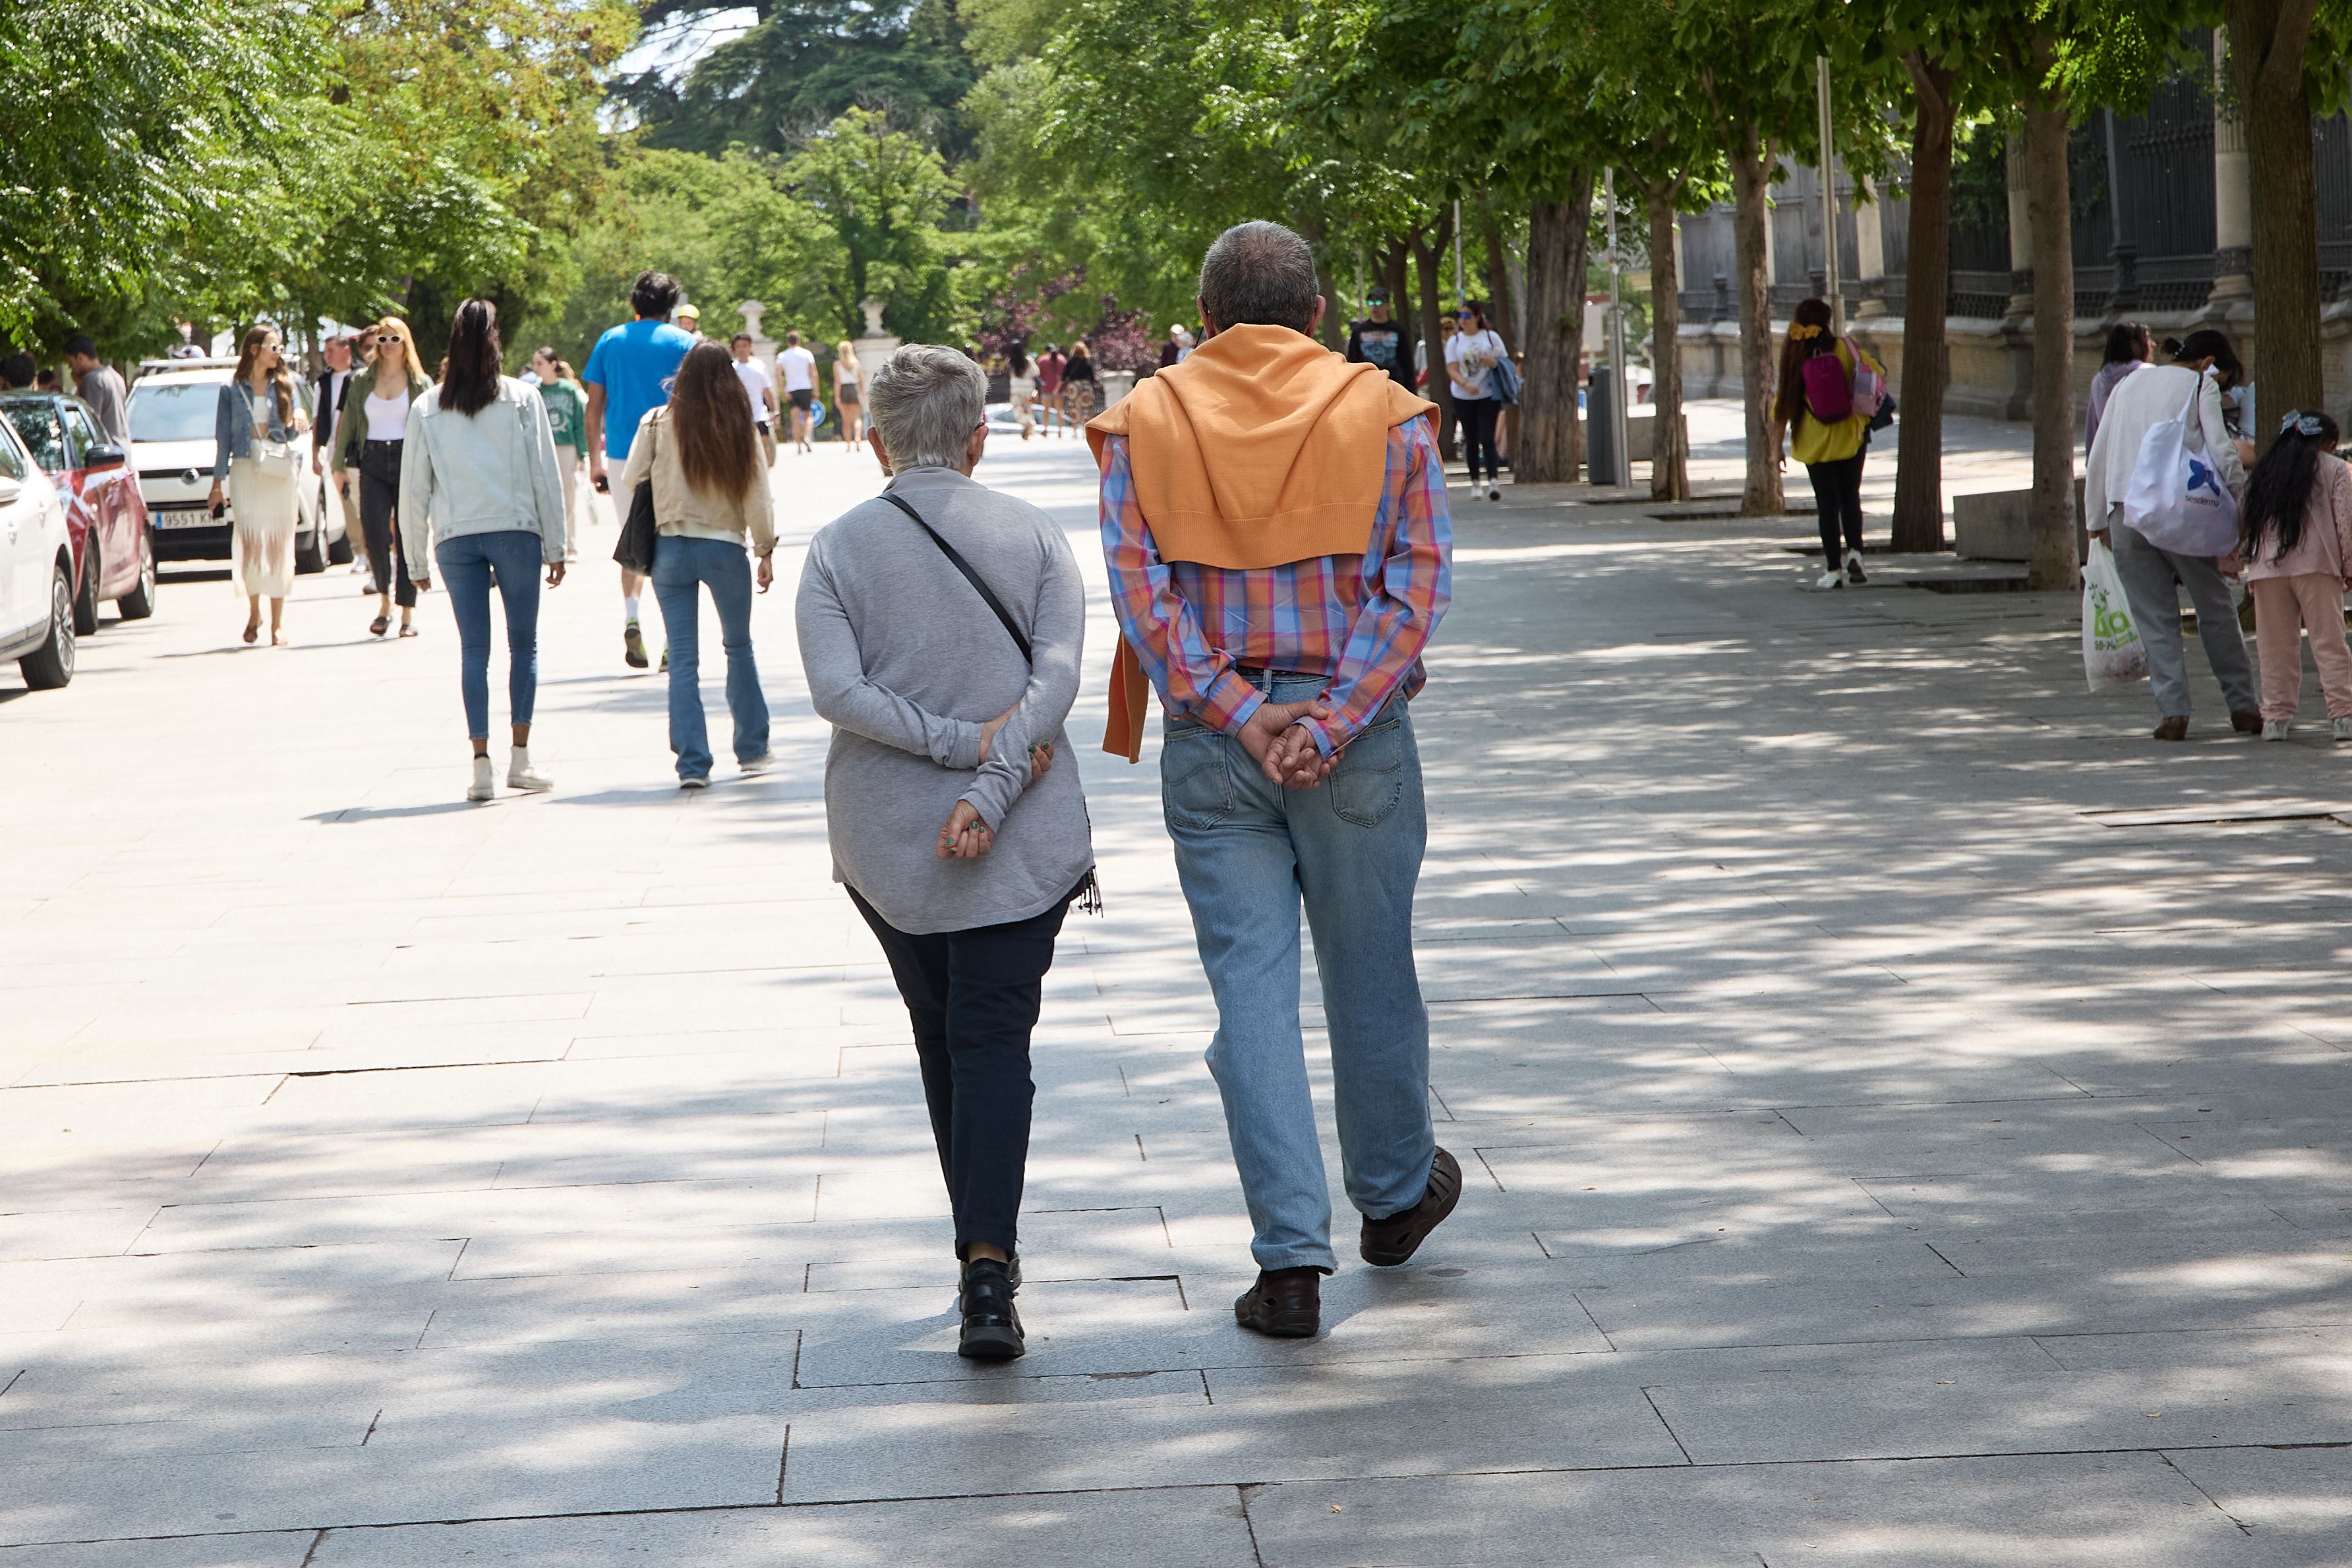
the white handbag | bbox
[2121,372,2239,557]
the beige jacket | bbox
[618,405,777,556]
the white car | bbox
[0,413,76,688]
[125,359,346,573]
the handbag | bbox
[1846,339,1885,418]
[612,479,657,575]
[2122,372,2239,558]
[879,490,1030,663]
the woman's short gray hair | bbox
[867,345,987,469]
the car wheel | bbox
[19,562,75,689]
[117,532,158,620]
[71,551,100,637]
[295,527,326,575]
[328,531,353,566]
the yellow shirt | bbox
[1786,339,1879,466]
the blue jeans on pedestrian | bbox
[651,533,769,780]
[1162,672,1434,1273]
[434,529,542,740]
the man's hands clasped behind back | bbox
[1241,699,1340,791]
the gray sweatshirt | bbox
[795,465,1093,935]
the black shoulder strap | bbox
[879,490,1032,664]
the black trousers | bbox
[848,884,1074,1258]
[1456,395,1501,483]
[1805,449,1867,569]
[359,440,417,609]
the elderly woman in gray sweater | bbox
[794,343,1094,1362]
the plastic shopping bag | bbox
[2122,372,2239,557]
[2082,538,2148,693]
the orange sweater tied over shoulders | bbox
[1085,323,1434,760]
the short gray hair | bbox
[867,344,987,469]
[1198,221,1318,334]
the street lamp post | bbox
[1601,166,1632,488]
[1817,55,1844,333]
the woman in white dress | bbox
[206,326,308,646]
[1007,345,1037,440]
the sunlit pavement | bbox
[4,423,2350,1566]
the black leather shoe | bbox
[1235,1267,1321,1337]
[2231,707,2264,735]
[957,1257,1024,1360]
[1361,1147,1463,1266]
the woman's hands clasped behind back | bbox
[938,703,1057,860]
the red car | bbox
[0,392,157,633]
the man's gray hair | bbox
[1198,221,1319,334]
[867,344,987,469]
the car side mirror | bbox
[83,443,125,469]
[0,476,20,506]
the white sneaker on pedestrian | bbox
[508,747,553,792]
[679,775,710,790]
[1815,569,1845,591]
[739,752,774,774]
[467,757,496,803]
[1486,484,1501,501]
[1846,554,1867,586]
[2335,717,2352,742]
[2263,720,2291,741]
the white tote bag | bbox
[2082,538,2148,693]
[2121,372,2239,556]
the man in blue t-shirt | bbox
[583,270,695,669]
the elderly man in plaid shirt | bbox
[1088,221,1459,1339]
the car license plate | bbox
[156,509,219,528]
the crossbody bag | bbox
[879,490,1030,664]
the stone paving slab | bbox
[8,427,2352,1559]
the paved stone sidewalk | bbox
[3,426,2349,1566]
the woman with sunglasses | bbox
[332,317,434,638]
[1446,301,1508,501]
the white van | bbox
[126,359,347,572]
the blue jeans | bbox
[651,534,769,780]
[434,529,541,740]
[1162,673,1434,1273]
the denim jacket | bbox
[212,378,301,479]
[397,378,568,573]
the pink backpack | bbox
[1801,347,1852,424]
[1848,342,1886,417]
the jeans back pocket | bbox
[1161,724,1234,830]
[1330,712,1408,828]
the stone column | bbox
[1852,176,1887,318]
[2210,28,2254,302]
[2005,132,2034,318]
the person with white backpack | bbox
[1773,298,1887,590]
[2084,329,2258,741]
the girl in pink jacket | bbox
[2241,411,2352,740]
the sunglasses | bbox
[376,334,404,346]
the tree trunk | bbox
[1382,242,1415,372]
[1728,125,1783,515]
[1645,179,1690,501]
[2023,47,2078,592]
[1411,210,1458,461]
[1483,208,1523,469]
[1895,50,1957,552]
[2227,0,2326,444]
[1519,176,1595,484]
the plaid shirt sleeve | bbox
[1098,435,1266,736]
[1303,419,1453,755]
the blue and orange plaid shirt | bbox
[1098,419,1452,758]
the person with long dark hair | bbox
[208,325,309,645]
[1061,337,1098,426]
[1773,297,1885,590]
[1444,301,1508,501]
[2084,320,2152,454]
[2084,328,2259,740]
[620,341,777,786]
[1007,343,1037,440]
[2237,411,2352,740]
[399,300,570,800]
[333,316,434,638]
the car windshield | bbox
[127,381,220,444]
[1,402,69,473]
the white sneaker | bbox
[1815,569,1845,591]
[2263,720,2291,741]
[2335,718,2352,742]
[507,747,553,792]
[739,752,774,774]
[1486,484,1501,501]
[1847,554,1868,586]
[679,775,710,790]
[467,757,496,802]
